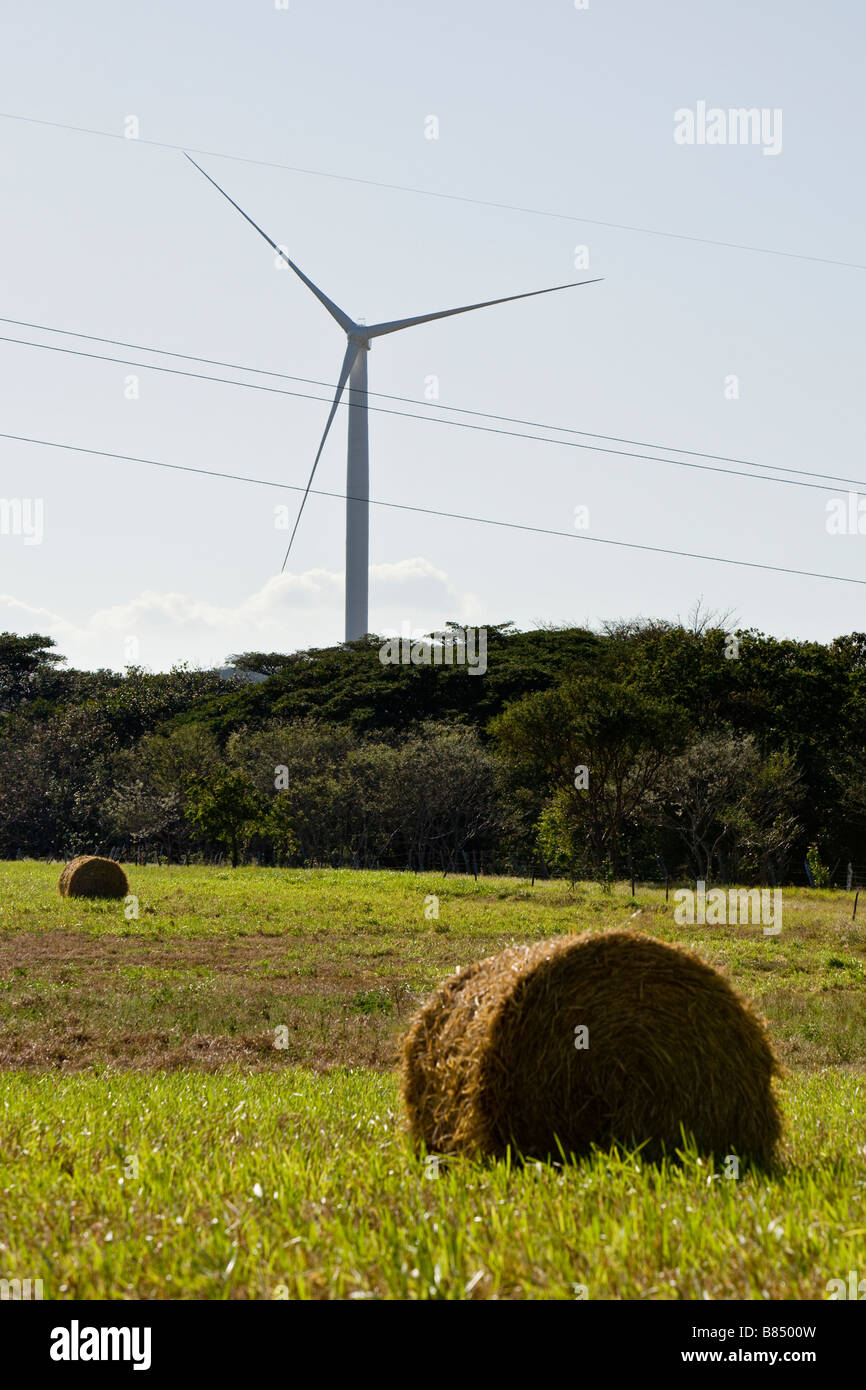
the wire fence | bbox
[27,846,866,916]
[843,862,866,890]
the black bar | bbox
[6,1297,855,1377]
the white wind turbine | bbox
[186,155,602,642]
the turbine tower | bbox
[185,156,601,642]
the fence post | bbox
[854,891,859,922]
[847,862,853,892]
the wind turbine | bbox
[185,155,602,642]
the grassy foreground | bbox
[0,1069,863,1300]
[0,861,863,1299]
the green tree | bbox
[0,704,116,857]
[184,768,264,867]
[227,652,295,677]
[492,676,686,874]
[108,725,220,859]
[648,731,801,882]
[0,632,65,713]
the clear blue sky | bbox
[1,0,864,670]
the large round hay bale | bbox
[401,930,781,1165]
[58,855,129,900]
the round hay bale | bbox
[401,930,781,1165]
[58,855,129,900]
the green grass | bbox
[0,860,863,1299]
[0,1068,863,1300]
[1,859,593,939]
[0,861,863,1070]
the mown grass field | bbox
[0,860,864,1299]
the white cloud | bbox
[0,558,486,670]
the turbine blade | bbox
[365,278,603,339]
[281,341,358,572]
[184,154,356,334]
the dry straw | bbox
[58,855,129,900]
[401,930,781,1165]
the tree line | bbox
[1,617,864,883]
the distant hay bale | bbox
[401,930,781,1165]
[58,855,129,900]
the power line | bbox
[1,109,863,274]
[2,330,864,501]
[3,428,865,590]
[0,312,848,487]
